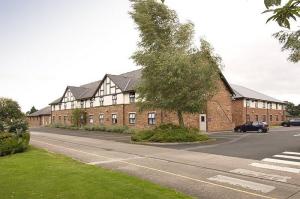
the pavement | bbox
[30,127,300,199]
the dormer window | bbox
[129,92,135,103]
[112,95,117,105]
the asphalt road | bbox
[30,127,300,199]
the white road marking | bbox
[262,158,300,166]
[283,151,300,156]
[250,163,300,174]
[88,157,144,165]
[208,175,275,193]
[294,134,300,137]
[31,139,278,199]
[273,155,300,160]
[230,169,291,183]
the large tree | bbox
[0,98,24,123]
[130,0,221,127]
[263,0,300,62]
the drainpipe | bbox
[267,102,269,124]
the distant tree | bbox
[263,0,300,62]
[71,109,87,127]
[26,106,38,115]
[130,0,221,127]
[286,102,300,116]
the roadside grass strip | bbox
[262,158,300,166]
[230,169,291,183]
[283,151,300,156]
[250,163,300,174]
[273,155,300,160]
[208,175,275,193]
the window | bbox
[148,113,156,125]
[246,100,250,107]
[281,115,284,121]
[275,103,278,110]
[262,115,266,122]
[64,116,67,124]
[246,114,250,122]
[100,90,104,96]
[270,115,273,121]
[270,103,273,109]
[99,97,104,106]
[276,115,279,121]
[59,104,61,111]
[71,102,74,109]
[90,101,93,108]
[80,101,84,108]
[52,116,55,122]
[112,114,117,124]
[129,92,135,103]
[255,101,258,108]
[262,102,266,109]
[112,95,117,105]
[89,115,94,124]
[99,114,104,124]
[59,116,61,121]
[129,113,136,124]
[64,103,67,110]
[255,115,258,121]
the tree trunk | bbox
[177,110,185,128]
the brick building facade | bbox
[27,106,51,127]
[49,69,235,132]
[231,84,286,126]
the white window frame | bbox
[129,113,136,124]
[148,112,156,125]
[112,114,117,124]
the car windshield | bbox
[252,122,259,126]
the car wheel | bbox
[258,129,263,133]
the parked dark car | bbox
[234,121,269,133]
[281,119,300,127]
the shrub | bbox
[8,119,28,133]
[0,132,30,156]
[131,124,209,143]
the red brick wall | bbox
[232,99,286,126]
[51,110,72,126]
[27,115,51,127]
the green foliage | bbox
[8,119,28,133]
[71,108,87,127]
[0,98,25,124]
[263,0,300,63]
[131,124,209,143]
[286,102,300,116]
[0,132,30,156]
[130,0,221,127]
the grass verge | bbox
[0,147,191,199]
[131,124,209,143]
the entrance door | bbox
[199,114,207,132]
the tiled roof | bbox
[28,106,51,117]
[231,84,283,103]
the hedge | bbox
[0,132,30,156]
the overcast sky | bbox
[0,0,299,112]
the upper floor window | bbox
[90,101,94,108]
[99,114,104,124]
[59,104,61,111]
[100,90,104,96]
[129,113,136,124]
[246,100,250,107]
[112,95,117,105]
[255,101,258,108]
[270,103,273,109]
[148,113,156,125]
[80,101,84,108]
[64,103,67,110]
[262,101,266,109]
[99,97,104,106]
[129,92,135,103]
[112,114,117,124]
[71,102,74,109]
[275,103,278,110]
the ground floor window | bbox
[262,115,266,122]
[148,113,156,125]
[59,116,61,122]
[281,115,284,121]
[276,115,279,121]
[255,115,258,121]
[99,114,104,124]
[89,115,94,124]
[64,116,67,124]
[270,115,273,122]
[246,114,250,122]
[129,113,136,124]
[112,114,117,124]
[52,116,55,122]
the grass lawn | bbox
[0,147,192,199]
